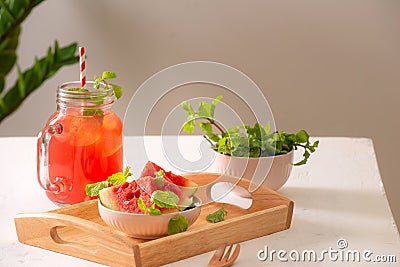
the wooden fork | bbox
[208,243,241,267]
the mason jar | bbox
[37,81,123,206]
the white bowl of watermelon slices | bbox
[98,194,201,239]
[98,161,201,239]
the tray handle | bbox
[15,212,142,266]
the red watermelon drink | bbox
[37,81,123,205]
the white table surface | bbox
[0,136,399,266]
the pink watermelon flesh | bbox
[99,181,152,214]
[136,176,193,209]
[100,162,198,214]
[140,161,198,197]
[99,177,193,213]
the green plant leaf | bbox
[151,190,179,209]
[198,101,211,118]
[206,204,226,223]
[181,101,195,116]
[107,166,132,185]
[211,95,222,117]
[198,121,219,141]
[111,84,122,99]
[168,214,188,235]
[0,26,20,93]
[148,207,162,216]
[183,119,195,133]
[0,41,78,123]
[106,172,125,185]
[102,71,117,80]
[16,64,25,98]
[137,197,147,212]
[296,130,309,143]
[154,170,165,187]
[123,166,132,178]
[85,181,108,197]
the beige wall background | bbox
[0,0,399,227]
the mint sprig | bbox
[168,214,188,235]
[94,71,123,99]
[151,190,180,209]
[85,166,132,197]
[181,96,319,165]
[154,170,165,187]
[137,198,162,215]
[206,204,226,223]
[138,189,190,235]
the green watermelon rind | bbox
[98,187,120,211]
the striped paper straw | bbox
[79,46,86,88]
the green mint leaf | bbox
[198,101,212,118]
[111,84,122,99]
[107,172,126,185]
[68,88,89,92]
[294,149,310,166]
[295,130,309,143]
[85,181,108,197]
[102,71,117,80]
[206,204,226,223]
[198,121,212,136]
[123,166,132,179]
[264,122,271,133]
[183,119,195,133]
[94,76,101,89]
[151,190,179,208]
[181,101,195,116]
[199,122,220,142]
[137,197,147,212]
[154,169,165,187]
[168,214,188,235]
[211,95,222,117]
[82,109,104,116]
[148,207,162,216]
[217,137,231,155]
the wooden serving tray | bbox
[15,173,293,267]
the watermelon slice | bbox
[99,181,153,214]
[99,162,198,214]
[136,176,193,209]
[140,161,198,197]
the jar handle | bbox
[37,123,65,193]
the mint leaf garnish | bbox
[68,88,89,92]
[137,197,162,215]
[148,206,162,216]
[85,181,108,197]
[206,204,226,223]
[123,166,132,178]
[107,167,131,186]
[154,170,165,187]
[137,197,147,212]
[102,71,117,80]
[94,71,123,100]
[168,214,188,235]
[111,84,122,99]
[82,109,104,116]
[85,166,132,197]
[151,190,179,209]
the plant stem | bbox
[206,118,226,135]
[295,143,307,149]
[203,135,215,146]
[282,143,290,151]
